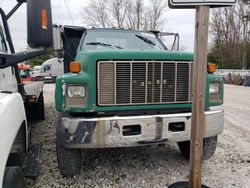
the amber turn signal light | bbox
[70,61,81,73]
[207,63,216,73]
[41,9,48,29]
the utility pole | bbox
[189,6,209,187]
[168,1,236,187]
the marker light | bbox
[41,9,48,29]
[70,61,81,73]
[207,63,216,73]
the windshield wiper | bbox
[0,90,13,94]
[135,34,156,48]
[86,42,123,49]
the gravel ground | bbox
[26,84,250,188]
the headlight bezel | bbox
[65,84,87,108]
[209,82,220,95]
[209,81,222,103]
[67,85,86,98]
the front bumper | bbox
[59,109,224,148]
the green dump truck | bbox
[54,27,224,176]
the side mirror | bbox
[27,0,53,48]
[158,32,180,51]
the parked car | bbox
[243,79,250,87]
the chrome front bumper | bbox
[60,109,224,148]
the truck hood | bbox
[76,49,194,62]
[0,92,10,101]
[0,92,16,107]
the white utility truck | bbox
[30,58,64,82]
[0,0,52,187]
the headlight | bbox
[67,85,86,98]
[209,82,222,103]
[209,82,220,94]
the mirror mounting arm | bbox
[0,49,44,69]
[6,1,24,20]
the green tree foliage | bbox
[27,48,55,67]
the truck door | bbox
[0,19,17,92]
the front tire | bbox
[34,92,45,120]
[25,92,45,121]
[36,77,44,81]
[56,115,82,176]
[3,167,26,188]
[177,136,218,160]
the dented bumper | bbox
[59,109,224,148]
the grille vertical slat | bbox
[132,62,146,103]
[147,62,153,103]
[116,62,130,104]
[98,62,115,105]
[177,63,190,101]
[98,61,193,106]
[189,63,193,101]
[162,63,175,102]
[160,62,163,103]
[153,62,161,103]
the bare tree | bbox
[134,0,144,29]
[83,0,110,28]
[82,0,167,31]
[210,0,250,68]
[108,0,128,28]
[125,0,136,29]
[125,0,144,30]
[147,0,167,30]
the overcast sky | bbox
[0,0,197,52]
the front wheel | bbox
[56,115,82,176]
[3,167,26,188]
[25,92,45,121]
[36,77,44,81]
[177,136,218,160]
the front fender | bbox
[0,93,27,187]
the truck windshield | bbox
[80,29,166,51]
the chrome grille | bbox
[98,61,193,106]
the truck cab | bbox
[0,0,52,187]
[18,63,32,82]
[55,27,224,176]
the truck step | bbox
[23,144,41,179]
